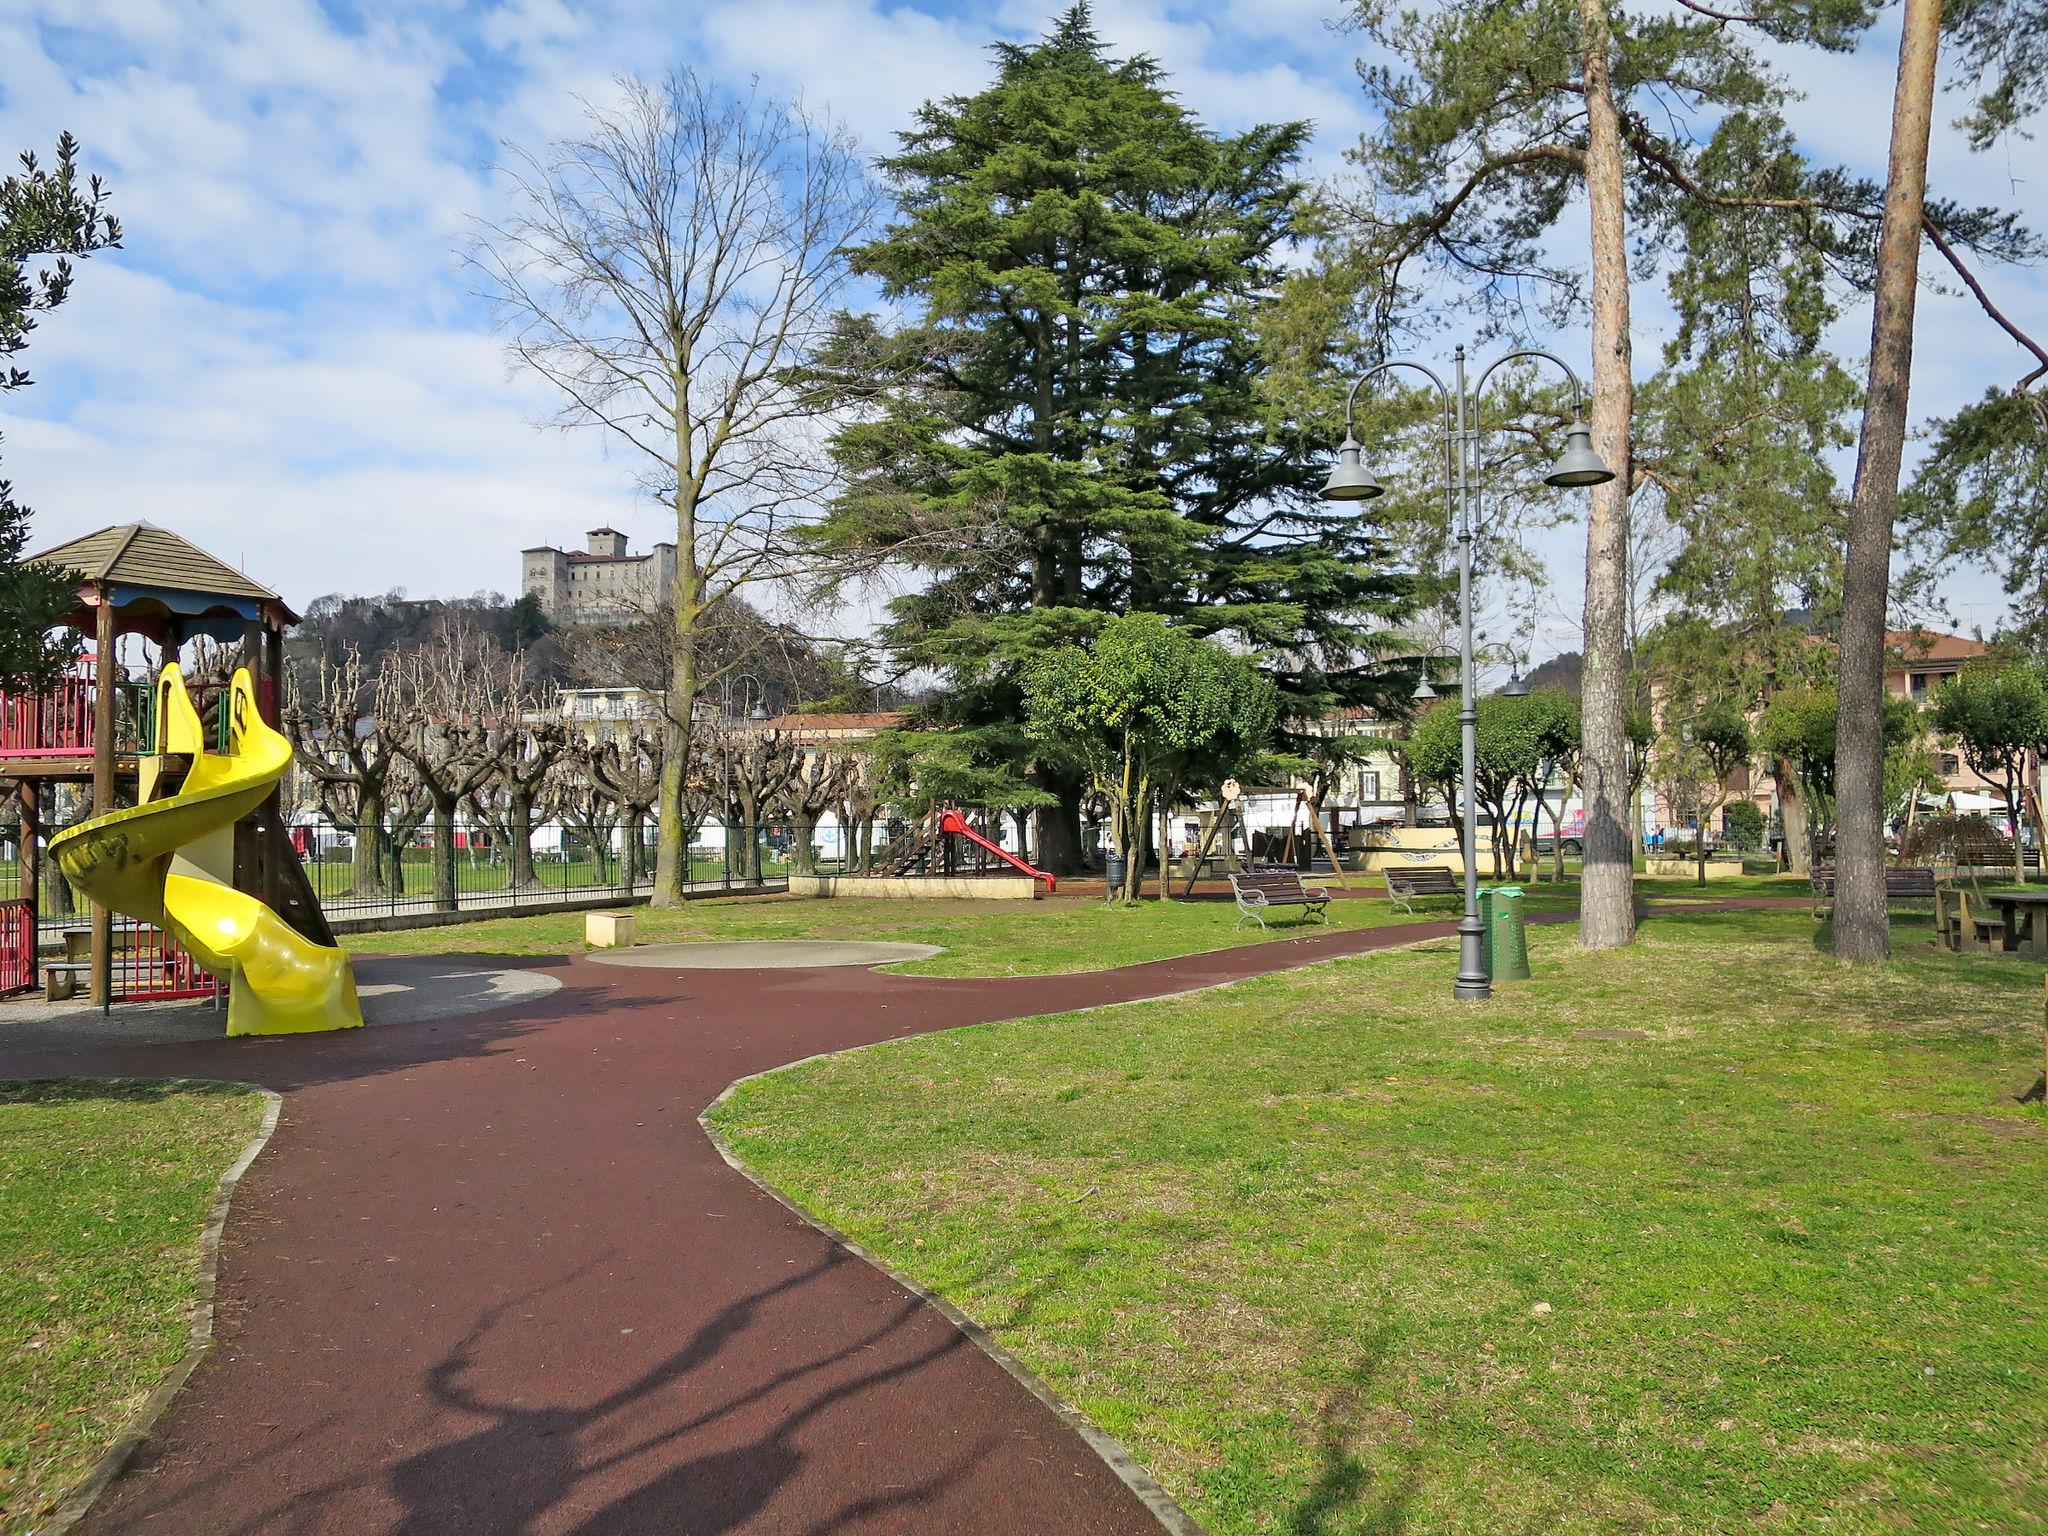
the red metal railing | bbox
[0,680,153,760]
[113,926,222,1002]
[0,901,33,996]
[0,680,95,756]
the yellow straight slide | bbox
[51,663,363,1036]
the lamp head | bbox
[1411,675,1437,701]
[1320,434,1385,502]
[1501,672,1530,697]
[1543,422,1616,488]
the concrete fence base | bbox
[786,874,1043,901]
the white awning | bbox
[1945,790,2007,815]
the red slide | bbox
[938,809,1057,893]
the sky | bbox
[2,0,2042,667]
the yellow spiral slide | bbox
[51,663,363,1035]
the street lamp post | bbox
[1320,345,1613,1001]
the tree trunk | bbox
[1834,0,1942,961]
[790,810,819,875]
[352,789,387,896]
[1575,0,1637,949]
[1033,774,1084,875]
[431,798,458,911]
[1780,769,1813,876]
[508,787,538,889]
[654,486,700,907]
[1545,778,1571,882]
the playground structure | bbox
[878,805,1057,894]
[0,523,354,1025]
[51,663,362,1034]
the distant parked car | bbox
[1533,834,1583,857]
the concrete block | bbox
[586,911,638,947]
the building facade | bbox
[520,528,677,626]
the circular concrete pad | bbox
[586,939,944,970]
[0,956,562,1051]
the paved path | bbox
[0,905,1758,1536]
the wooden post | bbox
[1311,801,1354,889]
[19,779,38,991]
[262,622,283,726]
[90,594,116,1007]
[1180,803,1229,898]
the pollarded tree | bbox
[1023,614,1277,903]
[548,743,620,886]
[284,646,408,897]
[386,622,518,911]
[810,6,1414,873]
[468,686,570,891]
[1930,662,2046,885]
[470,72,879,909]
[588,728,664,887]
[772,747,854,878]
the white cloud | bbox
[1,0,2040,648]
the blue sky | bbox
[2,0,2041,662]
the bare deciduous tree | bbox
[470,71,878,908]
[285,646,405,897]
[386,622,518,910]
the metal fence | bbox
[292,820,790,920]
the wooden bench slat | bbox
[1229,868,1331,929]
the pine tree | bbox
[1635,112,1858,703]
[810,5,1414,870]
[1,134,119,691]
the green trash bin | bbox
[1485,884,1531,981]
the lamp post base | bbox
[1454,915,1492,1000]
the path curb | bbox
[39,1081,283,1536]
[690,918,1516,1536]
[701,1072,1206,1536]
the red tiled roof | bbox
[1885,628,1989,664]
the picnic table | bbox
[1983,889,2048,959]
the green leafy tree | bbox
[1402,692,1558,876]
[1930,662,2047,884]
[1724,798,1765,852]
[1023,614,1276,901]
[1529,688,1582,880]
[1679,703,1751,885]
[2,134,118,691]
[810,6,1414,873]
[1759,684,1921,863]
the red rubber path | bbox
[0,904,1754,1535]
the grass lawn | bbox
[346,886,1452,974]
[0,1081,268,1536]
[710,905,2047,1534]
[346,871,1804,976]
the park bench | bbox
[1809,864,1937,920]
[1230,868,1331,930]
[1383,865,1461,914]
[1934,886,2008,953]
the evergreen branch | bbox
[1669,0,1766,23]
[1918,215,2048,399]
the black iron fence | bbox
[293,820,791,920]
[0,819,796,947]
